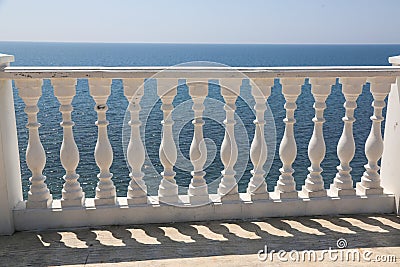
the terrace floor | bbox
[0,214,399,266]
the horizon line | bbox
[1,40,400,46]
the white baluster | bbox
[88,78,116,206]
[124,78,148,205]
[329,77,365,197]
[52,78,85,207]
[157,79,179,204]
[247,78,274,200]
[15,79,52,208]
[301,78,336,198]
[357,77,396,195]
[218,78,241,202]
[273,78,303,199]
[187,79,209,204]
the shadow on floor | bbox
[0,214,399,266]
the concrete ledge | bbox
[0,54,14,66]
[389,55,400,66]
[13,193,396,231]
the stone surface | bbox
[1,214,399,266]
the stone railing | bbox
[1,53,400,235]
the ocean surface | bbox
[1,42,400,199]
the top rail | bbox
[1,66,400,79]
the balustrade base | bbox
[247,183,269,201]
[188,195,210,205]
[356,183,384,195]
[271,189,298,199]
[158,195,180,205]
[61,193,85,208]
[219,192,240,203]
[127,196,148,205]
[328,185,356,197]
[13,193,396,232]
[95,196,117,206]
[300,186,327,198]
[26,195,53,209]
[247,191,269,201]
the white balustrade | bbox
[52,78,85,207]
[187,79,209,204]
[15,79,53,208]
[247,78,274,200]
[3,59,400,234]
[329,78,365,197]
[273,78,303,199]
[124,78,148,205]
[357,77,396,195]
[89,78,116,206]
[381,56,400,214]
[0,54,23,234]
[157,79,179,204]
[301,78,336,198]
[218,78,241,202]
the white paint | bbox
[1,54,400,234]
[89,79,116,206]
[381,57,400,213]
[12,194,395,232]
[273,78,302,199]
[0,54,23,235]
[301,78,336,198]
[329,77,365,197]
[2,66,400,79]
[15,79,53,208]
[247,78,274,200]
[157,79,179,204]
[52,78,85,207]
[187,79,210,204]
[124,79,148,205]
[357,77,396,195]
[218,78,241,202]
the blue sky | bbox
[0,0,399,44]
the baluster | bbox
[88,78,116,206]
[124,78,148,205]
[15,79,52,208]
[157,79,179,204]
[356,77,396,195]
[247,78,274,200]
[52,78,85,207]
[273,78,303,199]
[187,79,209,204]
[329,78,365,197]
[218,78,241,202]
[301,78,335,198]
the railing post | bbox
[357,76,395,196]
[187,79,209,204]
[381,56,400,214]
[157,79,179,204]
[52,78,85,207]
[247,78,274,201]
[329,77,365,197]
[124,78,148,205]
[218,78,241,202]
[89,78,116,206]
[302,77,336,198]
[273,78,302,199]
[16,79,53,209]
[0,54,23,234]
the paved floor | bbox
[0,214,399,266]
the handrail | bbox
[1,66,400,79]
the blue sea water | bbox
[1,42,399,199]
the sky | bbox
[0,0,399,44]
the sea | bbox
[1,42,399,199]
